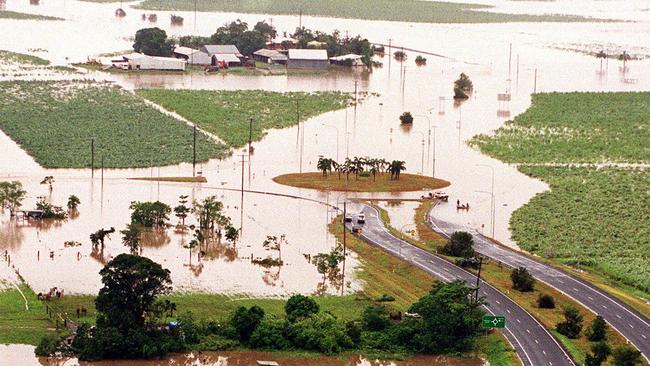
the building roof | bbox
[202,45,242,56]
[329,53,363,61]
[307,40,327,48]
[214,53,241,64]
[254,49,288,61]
[269,36,298,44]
[173,46,199,56]
[288,49,328,61]
[120,52,146,61]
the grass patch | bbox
[136,89,351,148]
[480,332,519,366]
[0,10,63,20]
[134,0,605,23]
[550,329,586,366]
[0,80,228,168]
[274,172,450,193]
[128,176,208,183]
[471,92,650,164]
[0,50,50,66]
[0,284,55,345]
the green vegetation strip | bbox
[0,50,50,66]
[472,92,650,164]
[472,92,650,294]
[0,285,55,345]
[135,0,601,23]
[0,81,228,168]
[0,10,63,20]
[136,89,351,147]
[274,172,450,193]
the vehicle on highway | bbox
[357,213,365,223]
[344,214,353,222]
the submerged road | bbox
[427,207,650,363]
[348,204,574,366]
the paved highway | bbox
[347,204,574,366]
[428,207,650,363]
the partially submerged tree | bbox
[0,181,26,216]
[67,195,80,210]
[399,111,413,124]
[129,201,171,227]
[174,195,190,227]
[90,227,115,249]
[121,224,142,255]
[133,27,173,57]
[40,175,54,191]
[453,73,473,99]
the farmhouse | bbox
[173,46,211,65]
[123,53,186,71]
[253,49,288,65]
[287,49,328,69]
[200,45,243,66]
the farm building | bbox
[253,49,288,65]
[173,46,211,65]
[212,53,243,67]
[287,49,329,69]
[124,53,186,71]
[330,53,365,66]
[267,36,298,50]
[200,44,244,66]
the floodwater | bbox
[0,0,648,355]
[3,345,484,366]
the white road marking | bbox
[516,319,521,324]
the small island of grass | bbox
[273,172,449,193]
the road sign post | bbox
[482,315,506,329]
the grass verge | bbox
[134,0,605,23]
[274,173,449,193]
[0,283,55,345]
[0,80,228,168]
[0,10,63,20]
[135,89,351,147]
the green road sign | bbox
[482,315,506,329]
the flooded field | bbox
[0,0,649,335]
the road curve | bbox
[348,204,574,366]
[428,208,650,363]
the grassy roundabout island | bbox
[273,172,450,192]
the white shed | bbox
[127,54,186,71]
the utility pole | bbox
[239,154,247,235]
[101,155,104,186]
[534,68,538,93]
[193,0,197,30]
[90,138,94,178]
[248,117,253,153]
[299,8,302,29]
[474,256,483,304]
[387,39,392,74]
[432,126,437,178]
[192,125,197,177]
[516,54,520,90]
[342,201,347,295]
[508,43,512,80]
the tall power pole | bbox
[90,138,95,178]
[192,125,197,177]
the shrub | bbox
[455,256,480,269]
[196,335,239,351]
[585,341,611,366]
[586,315,608,342]
[249,319,291,349]
[285,294,320,322]
[555,306,583,339]
[288,313,353,354]
[510,267,535,292]
[35,333,63,356]
[399,112,413,124]
[441,231,475,258]
[611,345,642,366]
[376,294,395,302]
[230,305,265,343]
[362,305,391,331]
[393,51,406,61]
[537,294,556,309]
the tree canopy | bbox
[133,27,173,57]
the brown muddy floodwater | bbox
[1,0,650,359]
[4,345,483,366]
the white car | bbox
[344,214,353,222]
[357,213,365,224]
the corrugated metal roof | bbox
[254,49,288,60]
[288,49,328,61]
[214,53,241,64]
[329,53,363,61]
[173,46,199,56]
[202,45,242,56]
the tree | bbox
[454,73,473,93]
[415,55,427,65]
[174,195,190,227]
[556,306,583,339]
[36,198,67,219]
[95,254,172,333]
[393,50,406,61]
[184,229,203,265]
[90,227,115,248]
[285,294,319,322]
[262,235,285,262]
[586,315,608,342]
[225,225,238,244]
[121,224,141,255]
[210,20,266,56]
[317,156,332,176]
[441,231,475,257]
[231,305,265,343]
[399,112,413,124]
[361,305,390,331]
[133,27,173,57]
[403,280,484,353]
[537,293,555,309]
[596,50,607,73]
[389,160,406,180]
[129,201,171,227]
[40,175,54,190]
[618,51,631,70]
[586,341,611,366]
[312,244,344,282]
[192,196,224,231]
[0,181,26,216]
[510,266,535,292]
[612,345,642,366]
[67,195,80,210]
[253,20,277,41]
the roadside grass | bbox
[274,172,450,193]
[135,89,351,148]
[410,201,637,366]
[134,0,604,23]
[481,332,519,366]
[0,284,55,345]
[471,92,650,164]
[128,176,208,183]
[0,80,228,168]
[0,50,50,66]
[0,10,63,20]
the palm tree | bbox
[596,50,607,73]
[225,225,239,244]
[317,157,332,177]
[389,160,406,180]
[121,224,141,255]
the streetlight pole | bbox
[415,114,432,174]
[477,164,496,238]
[413,131,425,175]
[192,125,197,177]
[322,124,339,162]
[431,126,437,178]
